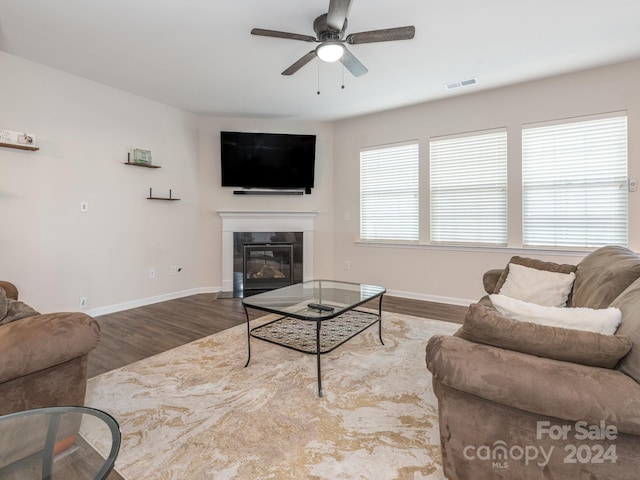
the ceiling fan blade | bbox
[251,28,316,42]
[282,51,317,75]
[346,26,415,44]
[327,0,352,32]
[340,47,367,77]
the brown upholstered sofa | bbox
[0,280,101,417]
[426,246,640,480]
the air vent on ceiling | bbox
[445,78,477,90]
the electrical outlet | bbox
[80,201,88,212]
[344,261,351,270]
[170,265,177,275]
[79,297,88,308]
[148,268,156,279]
[629,178,637,192]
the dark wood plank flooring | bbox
[88,294,467,378]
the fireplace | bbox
[233,231,303,295]
[243,243,294,291]
[219,210,318,294]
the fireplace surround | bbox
[219,211,318,295]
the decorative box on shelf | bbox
[125,150,159,168]
[0,129,39,151]
[130,149,152,165]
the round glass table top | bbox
[0,406,121,480]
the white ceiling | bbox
[1,0,640,122]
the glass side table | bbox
[0,406,121,480]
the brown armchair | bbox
[426,246,640,480]
[0,281,101,416]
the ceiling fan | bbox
[251,0,415,77]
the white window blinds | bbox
[360,142,419,241]
[522,114,628,248]
[430,130,508,245]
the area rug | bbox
[82,311,459,480]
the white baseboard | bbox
[85,286,471,317]
[385,289,474,307]
[86,286,222,317]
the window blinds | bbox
[522,115,628,248]
[430,130,508,245]
[360,142,419,241]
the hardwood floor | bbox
[88,293,467,378]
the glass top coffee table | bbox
[242,279,386,397]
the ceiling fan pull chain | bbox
[341,64,345,90]
[317,61,321,95]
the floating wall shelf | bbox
[0,141,39,151]
[125,162,160,169]
[147,188,180,201]
[125,152,159,168]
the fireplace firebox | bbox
[243,243,294,291]
[233,231,303,296]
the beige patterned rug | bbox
[82,311,458,480]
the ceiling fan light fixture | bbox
[316,42,344,62]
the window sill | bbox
[354,240,592,257]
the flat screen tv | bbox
[220,131,316,192]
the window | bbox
[430,130,508,245]
[522,114,628,248]
[360,142,419,241]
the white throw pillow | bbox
[499,263,576,307]
[490,294,622,335]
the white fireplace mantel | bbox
[218,210,318,292]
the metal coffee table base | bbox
[244,299,384,397]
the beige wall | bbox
[0,52,334,314]
[196,116,335,292]
[1,52,199,313]
[3,48,639,313]
[332,59,640,304]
